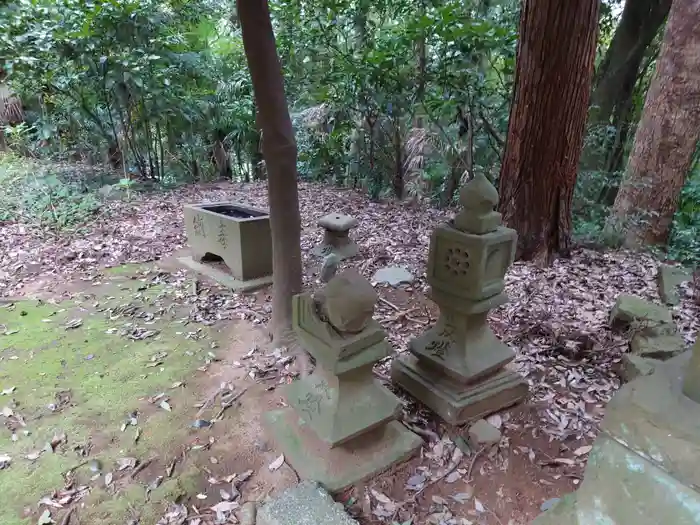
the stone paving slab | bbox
[177,256,273,292]
[257,481,358,525]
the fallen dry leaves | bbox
[1,180,698,525]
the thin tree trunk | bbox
[237,0,303,345]
[607,0,700,248]
[498,0,600,264]
[582,0,671,172]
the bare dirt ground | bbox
[1,180,698,525]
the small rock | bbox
[372,266,414,286]
[467,419,501,447]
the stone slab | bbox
[177,256,273,292]
[609,294,674,335]
[391,354,527,425]
[256,481,358,525]
[616,354,658,383]
[372,266,414,286]
[534,434,700,525]
[601,350,700,490]
[657,264,692,305]
[630,333,686,360]
[264,409,422,493]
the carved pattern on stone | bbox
[444,247,470,276]
[217,220,227,249]
[192,214,206,238]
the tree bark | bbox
[237,0,303,344]
[607,0,700,248]
[591,0,671,127]
[498,0,600,264]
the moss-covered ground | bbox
[0,270,232,525]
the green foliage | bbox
[668,154,700,265]
[0,154,102,229]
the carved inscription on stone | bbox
[192,214,206,238]
[425,321,455,359]
[217,219,227,249]
[297,379,332,420]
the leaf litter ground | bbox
[1,181,698,525]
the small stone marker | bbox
[319,253,340,283]
[264,270,421,492]
[657,264,692,305]
[391,173,527,425]
[372,266,414,286]
[467,419,502,447]
[311,213,359,260]
[257,481,358,525]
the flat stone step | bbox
[257,481,358,525]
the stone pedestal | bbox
[311,213,359,260]
[392,174,527,425]
[533,339,700,525]
[264,270,421,492]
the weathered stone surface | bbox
[312,213,359,260]
[315,270,377,334]
[257,481,358,525]
[319,253,340,283]
[467,419,502,447]
[372,266,414,286]
[264,412,421,493]
[392,354,527,425]
[184,202,272,282]
[657,264,692,305]
[393,175,526,424]
[318,213,358,232]
[630,333,686,360]
[454,173,501,234]
[266,276,421,492]
[534,350,700,525]
[617,354,658,383]
[177,256,272,292]
[609,294,674,335]
[682,339,700,403]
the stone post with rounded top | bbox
[392,173,528,425]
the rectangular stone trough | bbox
[181,202,273,291]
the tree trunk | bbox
[237,0,303,344]
[591,0,671,126]
[582,0,671,172]
[607,0,700,248]
[498,0,599,264]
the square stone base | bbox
[391,354,527,425]
[264,409,422,493]
[177,256,273,292]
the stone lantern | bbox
[392,173,527,425]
